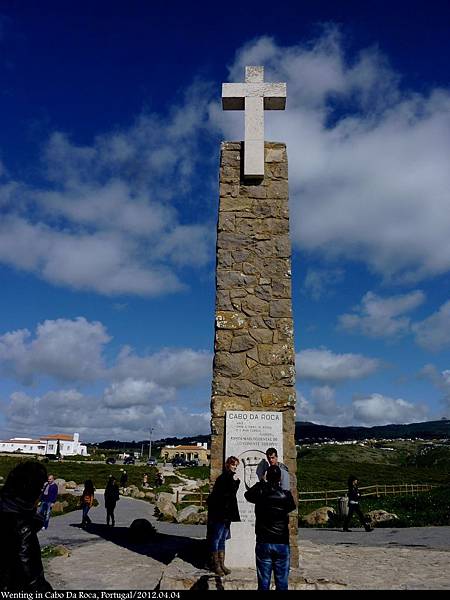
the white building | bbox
[0,433,88,456]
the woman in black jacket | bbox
[0,461,53,592]
[206,456,241,576]
[104,475,120,527]
[343,475,373,532]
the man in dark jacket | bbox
[245,465,297,590]
[0,461,53,592]
[38,473,58,529]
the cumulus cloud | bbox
[0,82,215,297]
[0,317,110,384]
[114,347,212,388]
[419,364,450,411]
[0,316,213,439]
[412,300,450,352]
[3,388,210,441]
[296,389,429,427]
[216,30,450,283]
[338,290,425,338]
[297,347,381,384]
[352,393,429,426]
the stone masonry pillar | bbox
[210,141,298,567]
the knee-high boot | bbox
[218,550,231,575]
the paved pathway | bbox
[41,494,450,590]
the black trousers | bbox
[106,505,116,525]
[344,503,368,529]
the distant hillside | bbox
[296,419,450,441]
[93,420,450,448]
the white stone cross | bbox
[222,66,286,179]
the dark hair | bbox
[266,465,282,486]
[348,475,357,488]
[225,456,239,469]
[1,461,48,504]
[266,447,278,458]
[83,479,95,495]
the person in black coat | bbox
[0,461,53,592]
[343,475,373,532]
[104,475,120,526]
[206,456,241,576]
[245,465,297,590]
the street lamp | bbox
[148,427,154,459]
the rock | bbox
[155,497,178,521]
[176,505,201,523]
[52,544,71,557]
[65,481,77,489]
[157,491,176,503]
[183,511,208,525]
[367,510,399,526]
[54,479,66,494]
[51,501,66,513]
[303,507,336,526]
[145,491,156,500]
[131,490,146,499]
[128,518,157,543]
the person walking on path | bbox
[343,475,373,532]
[245,464,297,591]
[80,479,95,528]
[119,470,128,491]
[206,456,241,577]
[104,476,120,527]
[0,461,53,591]
[256,447,290,491]
[37,473,58,530]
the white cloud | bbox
[297,347,380,384]
[217,30,450,283]
[412,300,450,352]
[0,317,110,384]
[296,388,429,427]
[303,267,344,300]
[352,393,428,426]
[114,347,212,388]
[419,364,450,411]
[103,378,176,408]
[2,388,210,441]
[338,290,425,338]
[0,82,215,297]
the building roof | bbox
[41,434,74,441]
[1,438,43,444]
[163,444,208,451]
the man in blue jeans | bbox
[244,465,296,590]
[38,474,58,530]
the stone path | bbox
[41,495,450,590]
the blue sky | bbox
[0,1,449,442]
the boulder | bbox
[52,545,71,558]
[155,497,178,521]
[131,490,146,499]
[145,491,156,500]
[367,510,399,526]
[54,479,66,494]
[157,491,176,503]
[51,501,65,513]
[183,511,208,525]
[303,507,336,526]
[65,481,77,489]
[176,505,201,523]
[128,518,157,543]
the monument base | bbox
[226,522,256,568]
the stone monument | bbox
[210,66,298,569]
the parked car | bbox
[172,458,188,467]
[123,456,135,465]
[186,459,199,467]
[147,457,157,466]
[105,457,116,464]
